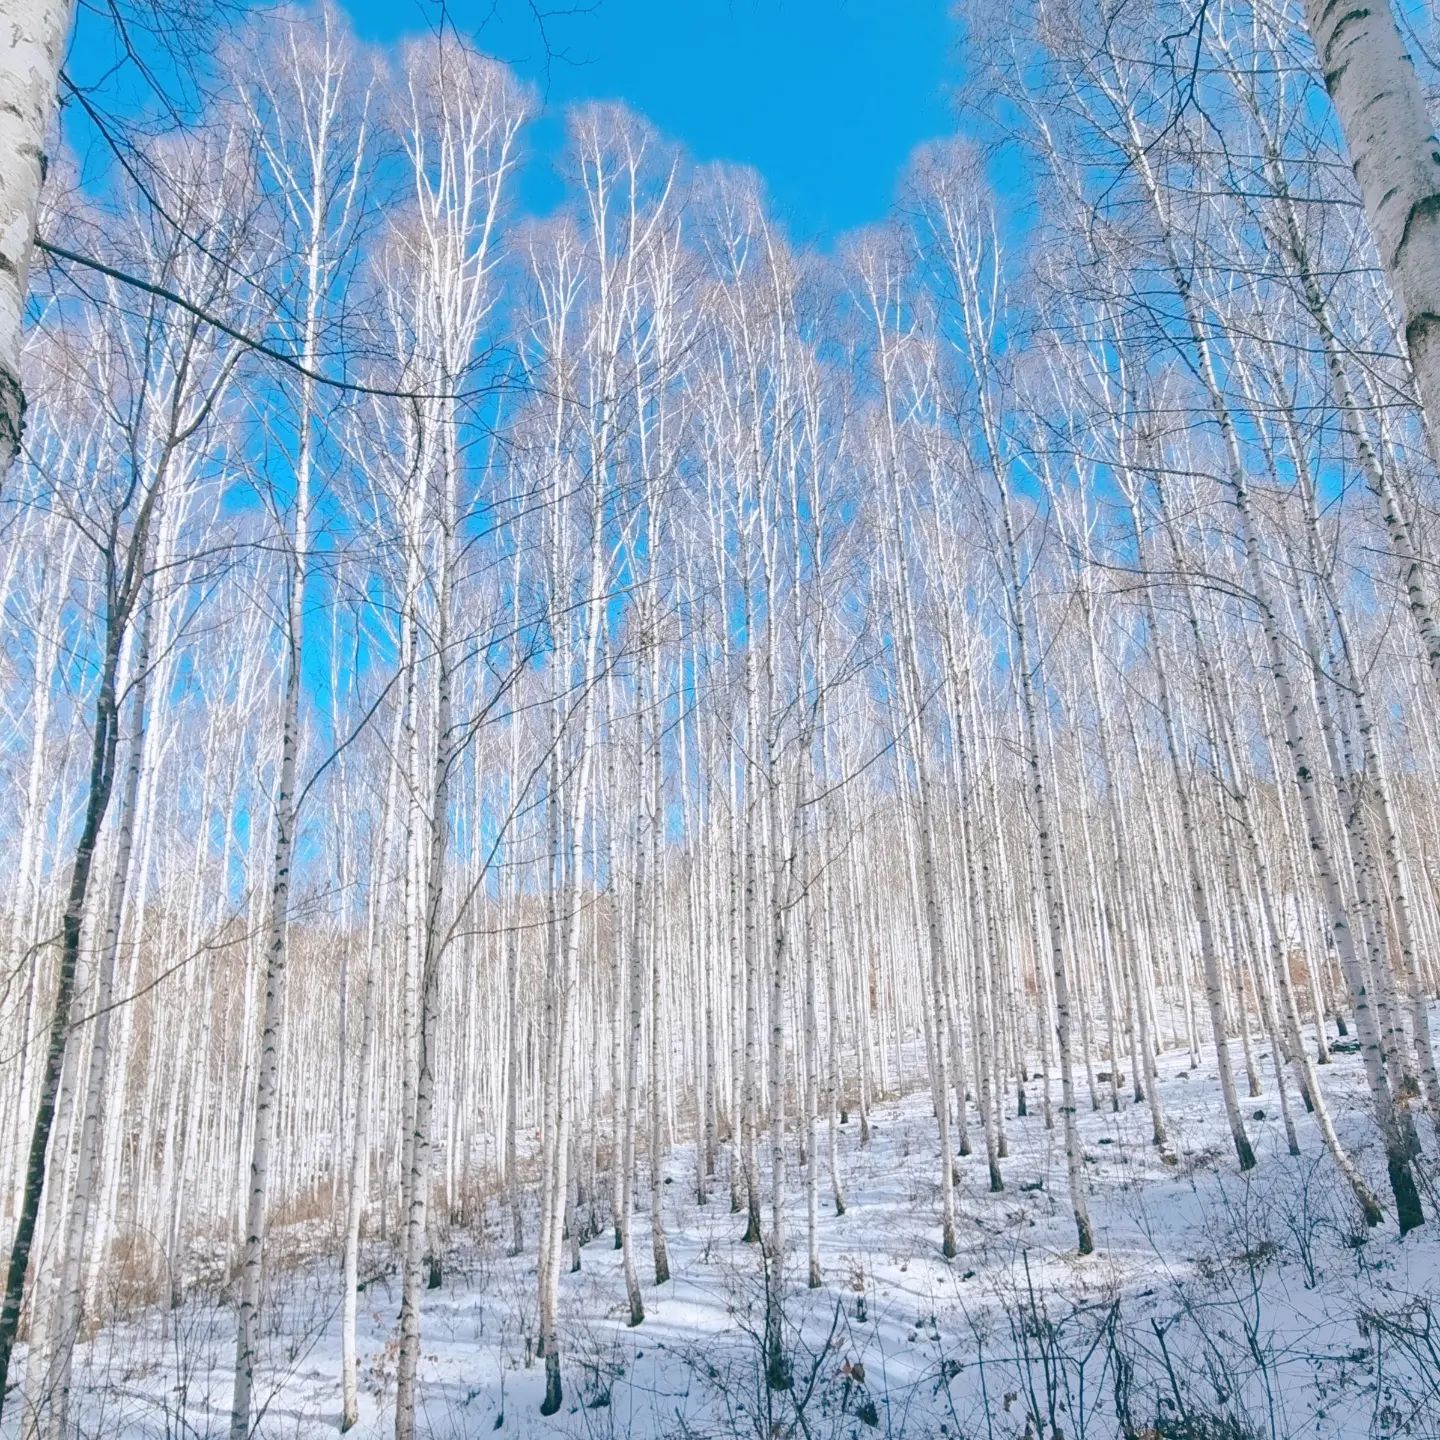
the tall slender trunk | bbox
[230,380,312,1440]
[340,705,399,1432]
[1001,487,1094,1255]
[0,471,161,1420]
[41,579,156,1440]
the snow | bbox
[17,1023,1440,1439]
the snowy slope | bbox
[19,1023,1440,1440]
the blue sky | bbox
[347,0,960,245]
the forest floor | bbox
[21,1017,1440,1440]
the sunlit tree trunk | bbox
[0,0,73,474]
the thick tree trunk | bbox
[0,0,73,474]
[1303,0,1440,452]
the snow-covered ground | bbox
[22,1026,1440,1439]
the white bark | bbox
[1303,0,1440,452]
[0,0,73,472]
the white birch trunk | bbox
[0,0,73,472]
[1303,0,1440,452]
